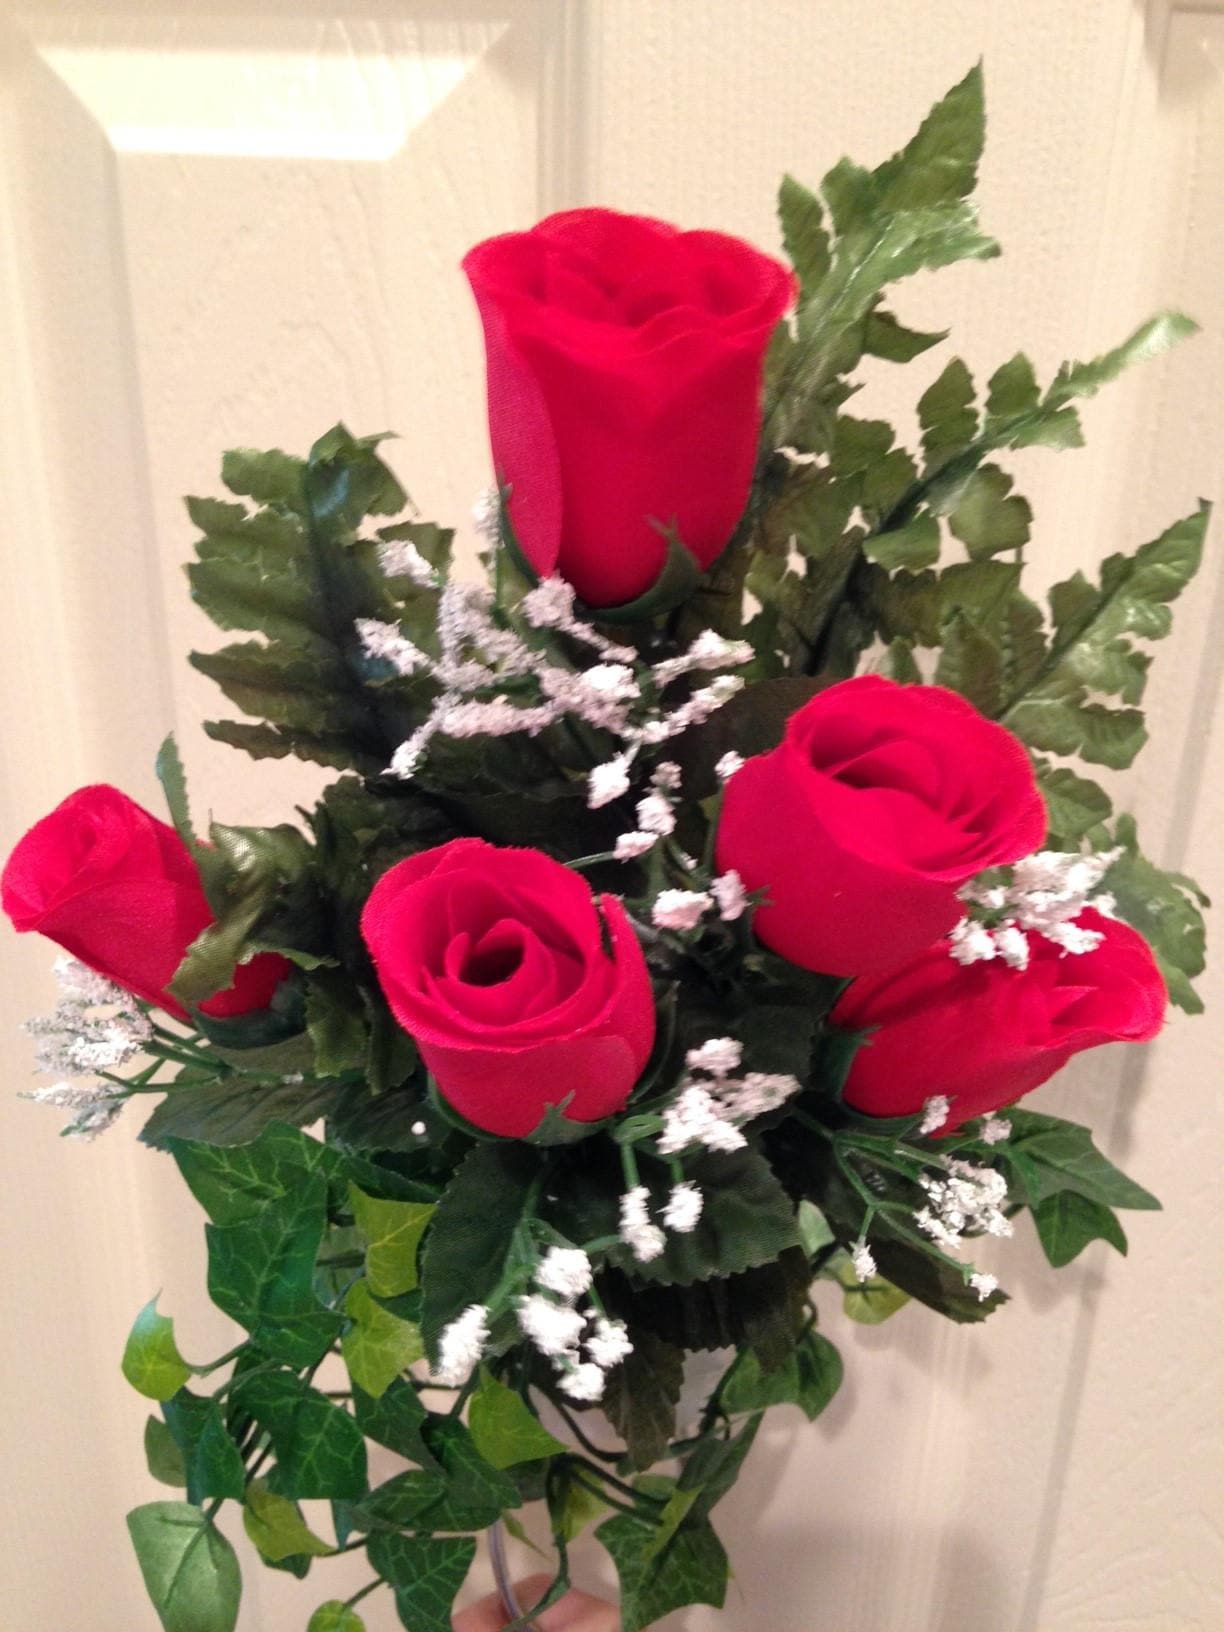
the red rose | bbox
[834,910,1166,1131]
[361,837,655,1136]
[715,677,1047,976]
[2,785,290,1020]
[463,207,795,608]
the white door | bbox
[1,5,1220,1628]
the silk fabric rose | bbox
[2,785,290,1018]
[715,676,1048,976]
[834,910,1166,1131]
[361,837,655,1136]
[463,207,795,608]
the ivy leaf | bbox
[1031,1191,1128,1268]
[162,1392,246,1505]
[144,1416,187,1488]
[351,1378,438,1471]
[419,1143,542,1361]
[468,1368,566,1470]
[348,1184,435,1297]
[366,1535,475,1632]
[126,1502,241,1632]
[549,1469,609,1543]
[232,1370,368,1500]
[243,1482,336,1563]
[205,1178,343,1367]
[122,1297,193,1402]
[597,1510,728,1632]
[601,1329,684,1470]
[721,1328,843,1418]
[341,1278,424,1399]
[307,1605,365,1632]
[1003,1111,1160,1212]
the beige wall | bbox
[1,4,1220,1628]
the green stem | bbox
[344,1579,383,1611]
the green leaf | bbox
[232,1370,368,1500]
[341,1278,424,1399]
[721,1328,843,1419]
[985,352,1040,421]
[549,1469,608,1543]
[597,1510,727,1632]
[863,309,946,363]
[126,1502,241,1632]
[778,172,830,291]
[156,734,198,855]
[306,971,369,1075]
[351,1378,437,1471]
[865,512,941,572]
[221,446,307,511]
[419,1144,542,1360]
[162,1392,246,1505]
[679,1413,763,1522]
[871,1228,1007,1323]
[1036,763,1113,844]
[349,1184,434,1297]
[608,1147,801,1287]
[1103,815,1208,1014]
[840,1271,911,1326]
[919,357,977,466]
[1004,1111,1160,1212]
[123,1298,193,1402]
[243,1482,335,1563]
[797,1199,835,1259]
[144,1416,187,1488]
[205,1179,344,1367]
[1045,311,1199,407]
[144,1076,338,1152]
[1031,1191,1128,1268]
[307,1604,365,1632]
[601,1329,684,1470]
[948,464,1032,557]
[468,1368,566,1470]
[872,62,985,210]
[368,1535,475,1632]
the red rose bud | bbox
[361,837,655,1136]
[1,785,290,1020]
[834,910,1167,1131]
[463,207,795,608]
[715,677,1048,976]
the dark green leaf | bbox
[122,1298,192,1402]
[778,172,830,291]
[162,1392,246,1505]
[351,1378,437,1471]
[865,512,941,571]
[306,971,369,1075]
[221,446,307,511]
[1037,764,1113,845]
[601,1328,684,1470]
[1031,1191,1128,1268]
[367,1535,475,1632]
[597,1510,727,1632]
[985,353,1040,421]
[919,358,977,466]
[126,1502,241,1632]
[144,1076,338,1152]
[1004,1111,1160,1211]
[948,464,1032,557]
[205,1179,343,1366]
[232,1370,367,1500]
[863,309,946,363]
[721,1327,843,1419]
[145,1416,187,1488]
[1104,815,1208,1013]
[872,62,985,210]
[1045,312,1199,407]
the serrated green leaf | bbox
[205,1179,343,1367]
[602,1329,684,1470]
[468,1368,566,1470]
[1046,311,1199,407]
[948,464,1032,557]
[872,62,985,210]
[221,446,307,510]
[123,1297,193,1402]
[597,1510,727,1632]
[778,172,830,291]
[341,1278,424,1399]
[1004,1111,1160,1211]
[243,1482,336,1563]
[366,1535,475,1632]
[1031,1191,1128,1268]
[919,357,977,465]
[985,352,1040,421]
[305,972,368,1076]
[145,1416,187,1488]
[307,1604,365,1632]
[865,512,941,571]
[863,309,946,363]
[1104,816,1207,1014]
[1036,764,1113,844]
[232,1370,367,1500]
[145,1076,337,1152]
[126,1502,241,1632]
[419,1144,542,1360]
[349,1184,434,1298]
[934,608,1004,714]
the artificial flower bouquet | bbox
[4,67,1209,1632]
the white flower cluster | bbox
[851,1241,878,1283]
[377,535,440,589]
[918,1094,951,1136]
[431,1303,491,1386]
[516,1245,633,1402]
[617,1181,704,1265]
[979,1115,1011,1146]
[952,847,1122,971]
[657,1038,801,1156]
[20,958,152,1137]
[915,1159,1013,1252]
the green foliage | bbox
[308,1604,366,1632]
[341,1278,424,1398]
[598,1508,728,1632]
[602,1329,685,1470]
[162,1392,246,1505]
[720,1328,843,1418]
[1002,1111,1160,1213]
[144,1076,339,1151]
[1102,814,1209,1014]
[348,1185,434,1297]
[231,1369,367,1500]
[351,1378,437,1471]
[127,1502,241,1632]
[243,1482,336,1563]
[1030,1191,1128,1268]
[468,1368,567,1469]
[144,1416,188,1487]
[367,1534,476,1632]
[122,1297,193,1401]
